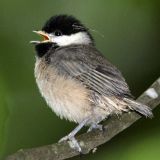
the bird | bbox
[31,14,153,152]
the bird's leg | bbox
[58,117,90,152]
[59,118,89,142]
[87,123,103,132]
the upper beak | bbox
[30,30,51,44]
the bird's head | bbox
[31,15,94,57]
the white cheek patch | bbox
[51,32,91,46]
[145,88,158,99]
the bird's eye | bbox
[54,30,62,36]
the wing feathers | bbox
[48,45,152,117]
[60,60,131,97]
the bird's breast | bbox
[34,58,92,123]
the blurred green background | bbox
[0,0,160,159]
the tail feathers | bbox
[123,98,153,118]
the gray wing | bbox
[47,45,153,117]
[51,45,133,98]
[61,61,132,98]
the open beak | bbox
[30,30,51,44]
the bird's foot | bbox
[87,124,103,132]
[58,118,91,153]
[59,135,82,153]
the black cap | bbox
[42,15,88,35]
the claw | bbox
[87,124,103,132]
[68,137,82,152]
[59,136,82,153]
[58,135,69,143]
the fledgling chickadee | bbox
[31,15,153,152]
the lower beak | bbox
[30,30,51,44]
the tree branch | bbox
[6,77,160,160]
